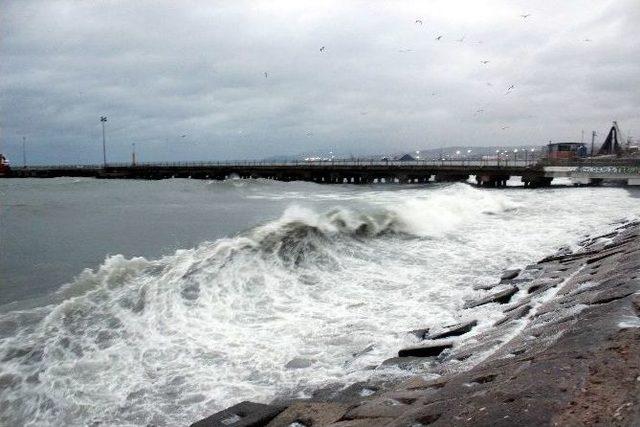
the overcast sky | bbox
[1,0,639,164]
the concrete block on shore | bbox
[398,342,453,358]
[425,320,477,340]
[266,402,352,427]
[463,285,518,308]
[191,401,284,427]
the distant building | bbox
[546,142,587,160]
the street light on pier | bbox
[22,136,27,168]
[100,116,108,167]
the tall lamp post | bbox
[100,116,108,167]
[22,136,27,168]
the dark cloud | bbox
[1,0,638,164]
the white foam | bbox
[0,182,639,426]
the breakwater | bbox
[192,220,640,426]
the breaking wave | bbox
[0,185,518,426]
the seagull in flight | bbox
[584,38,592,42]
[501,126,510,130]
[181,135,187,138]
[486,82,493,86]
[480,60,490,64]
[264,72,268,78]
[476,109,484,114]
[415,19,423,25]
[456,35,465,43]
[435,35,443,41]
[520,14,531,19]
[320,46,326,52]
[507,84,515,91]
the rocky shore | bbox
[192,221,640,426]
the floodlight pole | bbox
[22,136,26,168]
[100,116,108,167]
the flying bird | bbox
[398,48,416,53]
[520,14,531,19]
[456,35,465,43]
[264,72,268,78]
[481,60,490,64]
[435,35,443,41]
[320,46,326,52]
[486,82,493,86]
[181,135,187,138]
[584,38,592,42]
[501,126,510,130]
[415,19,423,25]
[507,84,515,90]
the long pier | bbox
[4,158,640,187]
[3,160,551,187]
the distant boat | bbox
[0,154,10,176]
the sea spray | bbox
[1,180,639,426]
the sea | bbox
[1,177,638,425]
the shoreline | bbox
[192,220,640,426]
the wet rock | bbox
[341,398,411,419]
[397,376,445,391]
[425,320,477,340]
[266,402,352,427]
[472,282,502,291]
[305,381,388,403]
[398,342,453,358]
[285,357,315,369]
[408,328,430,339]
[463,286,518,308]
[331,418,395,427]
[500,269,521,281]
[190,401,285,427]
[382,356,432,370]
[494,304,531,326]
[351,344,375,358]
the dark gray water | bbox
[0,178,300,306]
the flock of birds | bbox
[257,13,594,135]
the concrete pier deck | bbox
[5,158,640,187]
[0,160,551,187]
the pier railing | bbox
[21,158,539,170]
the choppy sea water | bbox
[0,177,639,426]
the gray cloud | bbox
[1,0,638,164]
